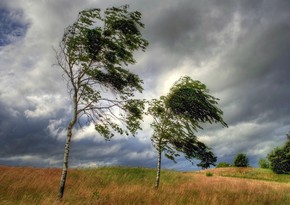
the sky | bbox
[0,0,290,171]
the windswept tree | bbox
[55,5,148,200]
[148,76,227,189]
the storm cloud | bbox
[0,0,290,171]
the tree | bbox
[233,153,249,167]
[55,5,148,200]
[258,158,270,169]
[267,133,290,174]
[147,76,227,189]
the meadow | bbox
[0,165,289,205]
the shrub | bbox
[234,153,249,167]
[258,158,270,169]
[216,162,231,168]
[205,172,213,177]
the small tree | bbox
[258,158,270,169]
[267,134,290,174]
[148,76,227,189]
[55,5,148,200]
[233,153,249,167]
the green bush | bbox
[216,162,231,168]
[258,158,270,169]
[205,172,213,177]
[234,153,249,167]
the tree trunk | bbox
[57,122,74,200]
[57,92,78,201]
[155,148,162,189]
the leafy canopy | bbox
[165,76,227,127]
[233,153,249,167]
[267,134,290,174]
[57,5,148,139]
[148,76,227,167]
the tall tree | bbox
[148,76,227,189]
[55,5,148,200]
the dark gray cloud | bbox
[0,0,290,171]
[0,101,68,166]
[0,7,28,46]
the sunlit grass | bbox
[0,165,289,204]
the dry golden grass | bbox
[0,165,289,205]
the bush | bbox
[258,158,270,169]
[205,172,213,177]
[234,153,249,167]
[216,162,231,168]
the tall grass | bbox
[0,165,289,205]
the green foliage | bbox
[268,148,290,174]
[258,158,270,169]
[147,76,227,166]
[57,5,148,139]
[234,153,249,167]
[196,149,217,169]
[216,162,231,168]
[166,76,227,128]
[205,172,213,177]
[267,134,290,174]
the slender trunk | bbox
[57,92,78,201]
[57,122,74,200]
[155,148,162,189]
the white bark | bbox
[155,148,162,189]
[58,92,78,201]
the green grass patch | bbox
[210,167,290,183]
[75,166,189,186]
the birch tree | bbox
[55,5,148,200]
[148,76,227,189]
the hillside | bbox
[197,167,290,183]
[0,165,289,205]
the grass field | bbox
[0,165,289,205]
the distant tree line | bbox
[215,135,290,175]
[216,153,249,168]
